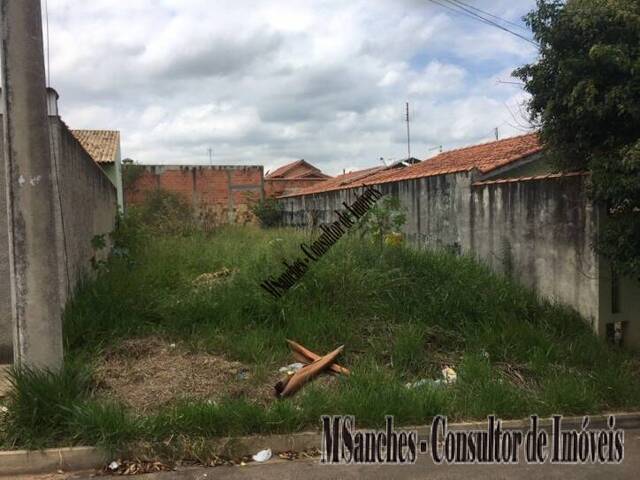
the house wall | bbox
[124,165,264,225]
[264,178,327,198]
[0,116,117,362]
[277,172,640,345]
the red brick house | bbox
[264,159,331,198]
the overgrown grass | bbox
[1,220,639,459]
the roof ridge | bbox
[430,132,539,159]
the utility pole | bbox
[0,0,63,370]
[495,127,499,141]
[208,147,214,165]
[405,102,411,160]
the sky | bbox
[46,0,539,175]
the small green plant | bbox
[358,195,407,246]
[249,197,282,228]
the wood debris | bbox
[276,342,347,398]
[286,339,350,375]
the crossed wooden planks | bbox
[275,340,350,398]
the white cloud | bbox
[46,0,538,175]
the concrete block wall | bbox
[124,165,264,225]
[0,117,117,362]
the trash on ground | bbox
[405,378,442,389]
[286,339,350,376]
[192,267,237,289]
[279,345,344,397]
[405,366,457,389]
[278,362,305,374]
[104,459,171,475]
[252,449,272,462]
[442,366,457,384]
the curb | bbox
[0,446,107,476]
[1,412,639,476]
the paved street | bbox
[7,428,639,480]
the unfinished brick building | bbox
[124,165,264,225]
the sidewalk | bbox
[11,427,640,480]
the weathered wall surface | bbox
[0,124,10,361]
[50,118,118,305]
[470,176,600,328]
[0,117,117,362]
[125,165,264,225]
[279,172,610,339]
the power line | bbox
[427,0,538,47]
[447,0,530,32]
[439,0,537,45]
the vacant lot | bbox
[2,221,639,460]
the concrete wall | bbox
[0,123,10,362]
[278,172,640,346]
[0,116,117,361]
[470,176,600,329]
[125,165,264,225]
[50,118,118,305]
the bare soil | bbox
[94,337,276,412]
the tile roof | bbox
[280,166,386,197]
[279,133,542,198]
[71,130,120,164]
[265,159,331,179]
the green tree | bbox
[514,0,640,278]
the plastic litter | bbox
[405,379,441,389]
[278,362,305,374]
[108,461,121,471]
[252,449,272,462]
[405,366,457,389]
[442,366,457,384]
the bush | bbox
[249,197,282,228]
[131,188,196,235]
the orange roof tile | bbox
[279,133,542,198]
[71,130,120,164]
[266,159,331,179]
[280,166,386,197]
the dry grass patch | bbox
[94,337,275,412]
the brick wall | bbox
[264,178,327,198]
[125,165,264,225]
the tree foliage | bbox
[514,0,640,278]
